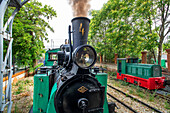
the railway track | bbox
[109,76,170,102]
[107,92,138,113]
[107,84,163,113]
[154,90,170,103]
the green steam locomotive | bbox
[29,17,114,113]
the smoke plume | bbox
[69,0,91,17]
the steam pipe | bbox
[66,25,72,67]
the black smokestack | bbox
[71,17,90,50]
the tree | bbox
[89,0,169,64]
[132,0,169,64]
[6,0,57,67]
[89,0,144,62]
[154,0,169,64]
[163,38,170,51]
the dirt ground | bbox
[7,77,34,113]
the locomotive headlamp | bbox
[73,45,97,69]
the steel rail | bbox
[110,77,170,102]
[108,84,163,113]
[107,92,138,113]
[154,90,170,102]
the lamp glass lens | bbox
[75,46,95,68]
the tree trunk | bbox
[99,53,103,64]
[148,15,157,64]
[151,49,157,63]
[157,1,166,65]
[158,43,162,65]
[33,59,37,67]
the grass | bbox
[109,71,117,76]
[113,80,121,88]
[13,78,33,95]
[129,89,134,94]
[136,86,141,93]
[2,77,34,113]
[15,85,24,95]
[164,100,170,109]
[148,90,157,102]
[11,77,33,113]
[137,92,145,98]
[120,81,129,86]
[129,84,136,89]
[14,104,18,113]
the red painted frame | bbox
[117,72,165,90]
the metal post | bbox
[7,37,13,113]
[0,0,29,112]
[0,0,9,111]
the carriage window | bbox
[48,53,58,61]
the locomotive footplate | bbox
[88,87,105,93]
[87,108,104,113]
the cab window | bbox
[48,53,58,61]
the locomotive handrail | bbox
[36,66,60,76]
[91,67,107,74]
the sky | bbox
[37,0,108,49]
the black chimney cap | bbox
[71,17,90,22]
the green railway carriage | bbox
[117,58,162,79]
[117,58,165,90]
[44,48,60,66]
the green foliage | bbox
[129,84,136,89]
[149,90,157,102]
[89,0,169,62]
[164,100,170,109]
[137,92,145,98]
[15,85,24,95]
[136,86,141,93]
[129,88,134,94]
[5,0,57,67]
[14,78,33,95]
[163,39,170,51]
[28,63,43,72]
[14,104,18,113]
[109,71,117,76]
[120,81,129,86]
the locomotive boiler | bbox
[30,17,112,113]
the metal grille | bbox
[153,66,160,77]
[138,68,142,76]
